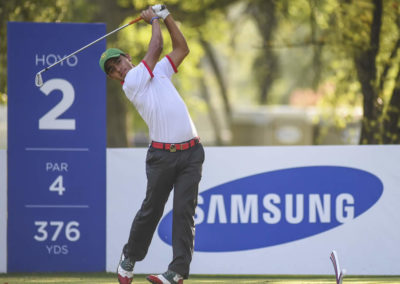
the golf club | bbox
[34,4,169,88]
[35,16,142,87]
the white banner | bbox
[2,147,399,274]
[106,146,400,275]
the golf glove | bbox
[152,4,170,20]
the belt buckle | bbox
[169,144,176,152]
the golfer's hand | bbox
[152,4,170,20]
[141,7,159,24]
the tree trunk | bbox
[383,71,400,144]
[199,36,232,127]
[309,0,323,91]
[106,81,128,147]
[354,0,383,144]
[199,75,223,145]
[92,0,134,147]
[247,0,278,105]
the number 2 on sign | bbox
[50,175,65,195]
[39,78,76,130]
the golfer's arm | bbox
[164,15,189,68]
[143,20,163,70]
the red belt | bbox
[151,137,200,152]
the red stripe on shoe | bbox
[166,55,178,73]
[146,275,163,284]
[141,60,154,78]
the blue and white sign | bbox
[106,146,400,275]
[7,22,106,272]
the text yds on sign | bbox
[7,22,106,272]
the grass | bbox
[1,273,400,284]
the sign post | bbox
[7,22,106,272]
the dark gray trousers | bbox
[125,143,204,279]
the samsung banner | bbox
[7,22,106,272]
[160,166,382,252]
[107,146,400,275]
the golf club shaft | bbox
[38,16,143,73]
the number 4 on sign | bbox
[50,175,66,195]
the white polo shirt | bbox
[122,56,198,143]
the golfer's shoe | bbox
[117,252,134,284]
[146,270,184,284]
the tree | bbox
[4,0,397,146]
[264,0,400,144]
[246,0,279,104]
[353,0,383,144]
[336,0,400,144]
[0,0,91,104]
[1,0,236,146]
[91,0,137,147]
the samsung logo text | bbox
[158,166,383,252]
[194,193,354,225]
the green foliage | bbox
[268,0,400,144]
[0,0,97,105]
[1,0,399,144]
[0,92,6,104]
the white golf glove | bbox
[152,4,170,20]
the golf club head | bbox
[35,72,43,87]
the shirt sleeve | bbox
[122,61,153,102]
[153,56,178,80]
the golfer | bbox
[99,4,204,284]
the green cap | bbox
[99,48,126,73]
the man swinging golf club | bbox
[99,4,204,284]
